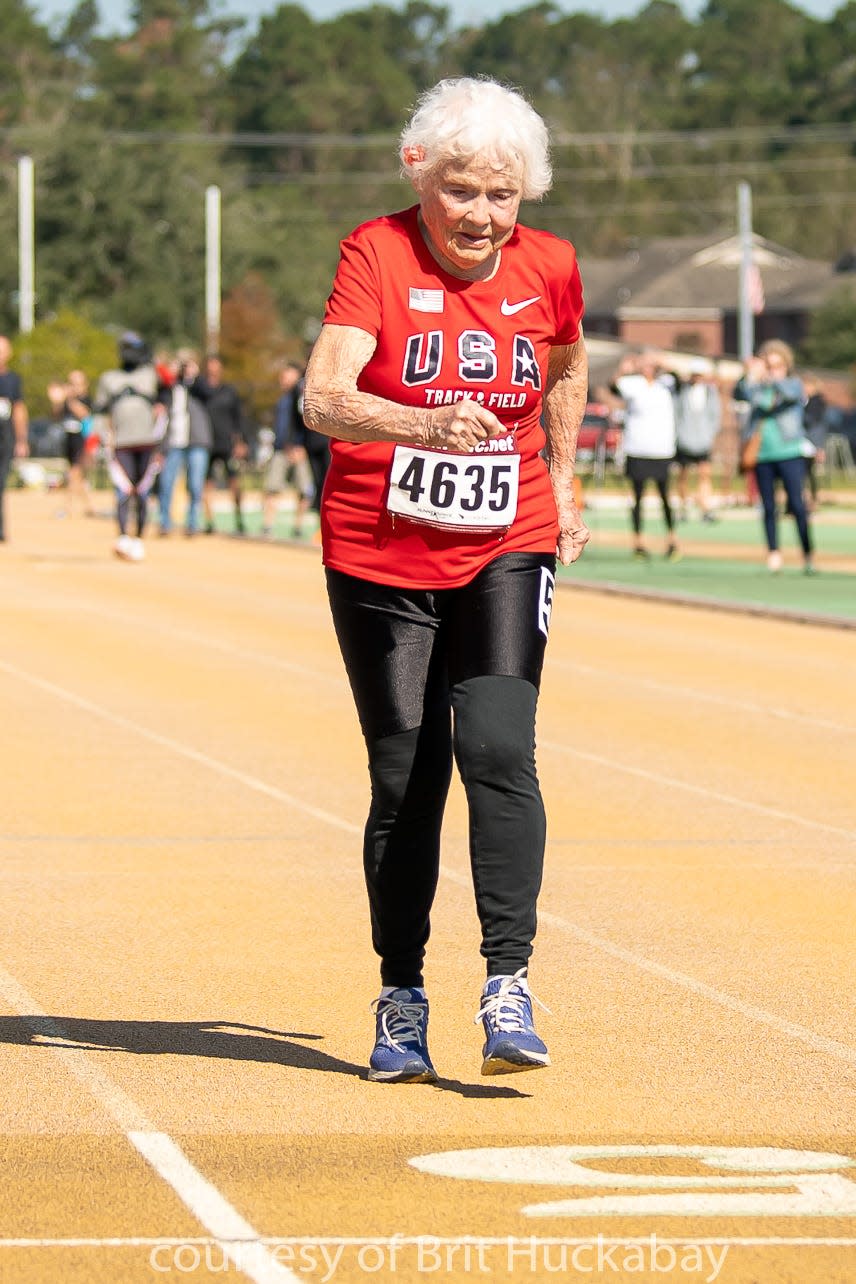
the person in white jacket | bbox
[612,351,680,560]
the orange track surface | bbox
[1,490,854,1284]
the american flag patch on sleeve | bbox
[408,287,444,313]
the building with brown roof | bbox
[581,233,850,358]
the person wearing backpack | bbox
[93,332,165,562]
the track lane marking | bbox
[548,659,856,737]
[0,966,299,1284]
[0,659,358,837]
[437,867,856,1065]
[540,738,856,843]
[8,591,852,735]
[4,656,852,843]
[1,1235,855,1248]
[1,657,854,1067]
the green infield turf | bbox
[561,545,856,624]
[579,499,856,556]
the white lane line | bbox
[436,867,856,1065]
[540,738,856,843]
[131,1133,297,1284]
[2,657,854,1066]
[74,601,347,691]
[549,659,855,737]
[2,1236,855,1248]
[4,654,850,844]
[0,659,359,838]
[13,589,848,735]
[0,966,299,1284]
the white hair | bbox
[399,77,552,201]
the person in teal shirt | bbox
[736,340,814,574]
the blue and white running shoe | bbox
[476,969,550,1075]
[369,988,437,1083]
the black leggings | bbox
[113,447,159,537]
[326,552,555,985]
[626,456,674,537]
[0,425,13,541]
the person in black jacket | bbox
[262,362,314,538]
[198,355,248,535]
[0,335,29,542]
[297,372,330,525]
[802,374,829,512]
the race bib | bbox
[0,398,11,420]
[387,445,520,530]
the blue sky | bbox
[33,0,845,34]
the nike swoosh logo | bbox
[500,295,541,315]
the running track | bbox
[1,490,854,1284]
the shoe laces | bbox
[474,968,551,1032]
[370,994,426,1051]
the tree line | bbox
[1,0,855,413]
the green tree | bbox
[0,0,56,127]
[2,0,855,348]
[84,0,240,131]
[12,309,116,418]
[690,0,817,125]
[33,131,227,345]
[228,2,448,146]
[799,283,856,371]
[219,273,296,423]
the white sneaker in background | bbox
[114,535,134,560]
[129,538,145,562]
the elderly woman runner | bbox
[304,78,589,1082]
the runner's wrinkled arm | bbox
[303,323,504,453]
[543,336,590,566]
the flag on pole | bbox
[746,261,765,315]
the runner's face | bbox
[418,157,523,280]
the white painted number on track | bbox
[409,1146,856,1218]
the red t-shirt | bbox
[321,205,584,588]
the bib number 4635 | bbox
[388,446,520,530]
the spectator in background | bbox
[263,361,314,538]
[94,331,164,562]
[732,359,762,509]
[802,374,829,513]
[673,358,721,523]
[199,355,248,536]
[612,351,680,560]
[298,370,330,530]
[0,336,29,543]
[735,340,814,574]
[48,369,95,518]
[158,350,213,538]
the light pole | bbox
[18,157,35,334]
[205,184,221,354]
[737,181,754,363]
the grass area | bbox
[561,545,856,621]
[209,503,320,542]
[213,486,856,623]
[580,500,856,556]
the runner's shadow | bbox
[0,1016,528,1098]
